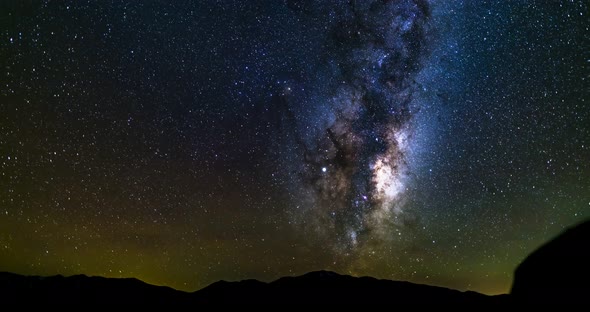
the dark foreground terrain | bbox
[0,270,505,305]
[1,220,587,305]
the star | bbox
[0,0,586,296]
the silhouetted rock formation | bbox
[511,219,590,304]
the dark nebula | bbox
[281,0,432,251]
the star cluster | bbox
[1,0,588,295]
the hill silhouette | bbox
[0,270,504,305]
[1,220,587,305]
[193,270,505,304]
[0,272,188,305]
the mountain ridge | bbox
[0,269,505,305]
[1,219,587,305]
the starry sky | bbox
[1,0,588,295]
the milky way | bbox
[2,0,588,294]
[283,0,431,250]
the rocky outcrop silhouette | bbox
[511,219,590,304]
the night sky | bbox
[1,0,588,295]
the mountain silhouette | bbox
[193,270,506,304]
[0,272,188,305]
[511,219,590,304]
[0,270,505,305]
[1,220,588,305]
